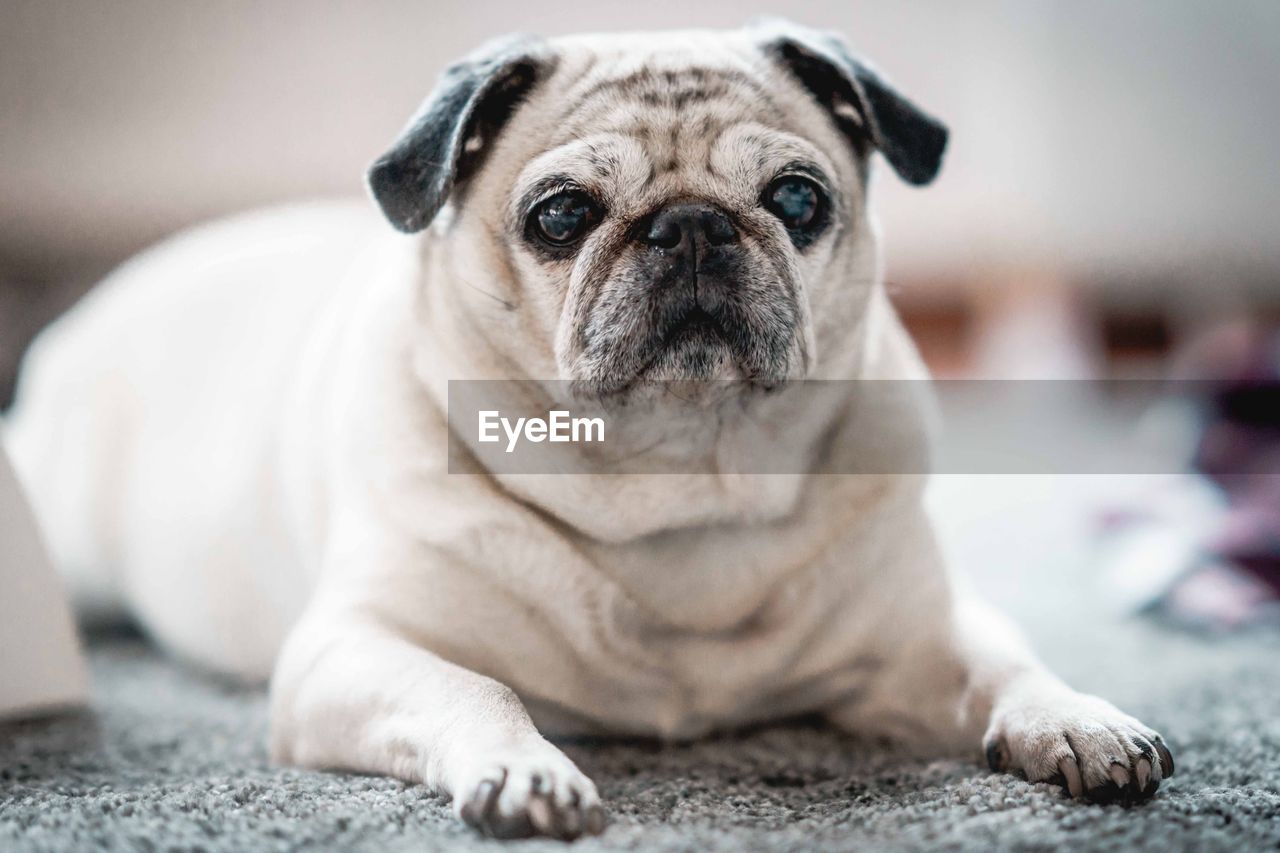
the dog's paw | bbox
[983,684,1175,804]
[453,741,606,840]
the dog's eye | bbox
[763,176,824,232]
[531,191,602,248]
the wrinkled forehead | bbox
[510,34,839,217]
[556,34,773,138]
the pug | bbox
[5,19,1173,841]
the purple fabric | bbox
[1192,328,1280,599]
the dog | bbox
[5,20,1173,840]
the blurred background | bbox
[2,1,1280,625]
[3,0,1280,398]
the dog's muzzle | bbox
[575,201,801,395]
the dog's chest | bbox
[418,476,918,741]
[517,558,869,740]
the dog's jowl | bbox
[6,19,1172,841]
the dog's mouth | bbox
[661,306,728,347]
[571,269,803,399]
[640,303,742,377]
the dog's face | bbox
[508,46,844,395]
[369,22,946,395]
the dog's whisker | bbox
[457,277,518,311]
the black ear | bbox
[754,20,948,186]
[367,35,549,233]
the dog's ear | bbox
[368,35,550,233]
[753,19,947,186]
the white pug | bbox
[6,20,1173,840]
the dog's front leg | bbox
[952,594,1176,803]
[269,579,605,839]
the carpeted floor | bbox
[0,624,1277,851]
[3,480,1279,851]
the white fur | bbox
[5,27,1170,840]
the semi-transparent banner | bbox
[445,379,1277,475]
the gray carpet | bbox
[1,621,1278,852]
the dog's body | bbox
[6,23,1172,840]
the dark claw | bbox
[459,771,537,840]
[488,808,536,840]
[460,777,502,833]
[560,799,583,839]
[985,738,1008,772]
[1153,737,1175,778]
[585,804,608,836]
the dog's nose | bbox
[640,203,739,251]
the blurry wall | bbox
[2,0,1280,393]
[3,0,1279,279]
